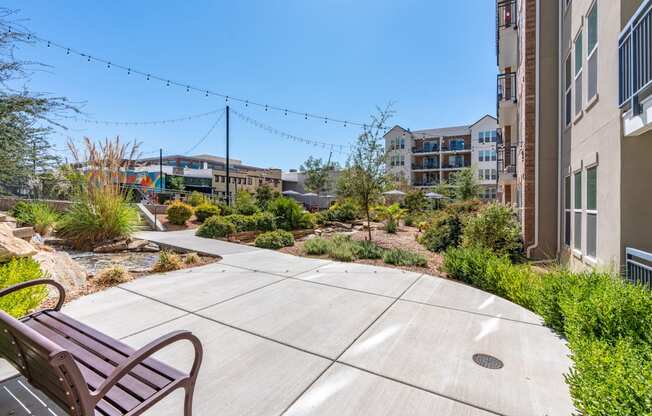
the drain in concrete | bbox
[472,353,504,369]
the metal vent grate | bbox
[472,353,504,370]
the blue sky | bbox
[6,0,497,170]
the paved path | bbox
[2,230,575,415]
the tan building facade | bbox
[496,0,652,269]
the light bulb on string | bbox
[146,74,150,81]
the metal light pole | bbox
[226,106,231,205]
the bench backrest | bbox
[0,310,90,415]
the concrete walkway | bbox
[3,230,575,415]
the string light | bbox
[59,107,225,126]
[231,108,351,155]
[5,24,387,130]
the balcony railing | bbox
[619,0,652,111]
[496,0,517,63]
[497,72,517,104]
[625,247,652,288]
[442,162,471,169]
[412,163,439,170]
[412,146,439,154]
[413,181,439,187]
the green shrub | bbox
[194,203,220,223]
[234,191,259,215]
[383,248,428,267]
[419,199,481,252]
[298,212,316,229]
[385,217,398,233]
[329,244,355,262]
[217,202,234,216]
[403,190,428,213]
[224,214,257,232]
[196,216,236,239]
[267,197,306,230]
[57,192,140,249]
[12,202,60,236]
[442,246,652,415]
[187,191,207,207]
[0,258,46,318]
[462,203,523,261]
[253,212,276,231]
[325,199,359,222]
[304,237,332,255]
[165,201,194,225]
[567,338,652,416]
[254,230,294,249]
[351,240,384,259]
[404,215,414,227]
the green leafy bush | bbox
[224,214,257,232]
[0,258,46,318]
[217,202,234,216]
[194,203,221,223]
[253,212,276,231]
[57,192,140,249]
[441,246,652,415]
[403,215,415,227]
[196,216,236,239]
[11,201,60,236]
[268,197,306,230]
[254,230,294,249]
[304,237,332,255]
[462,203,523,261]
[329,244,355,262]
[419,199,481,252]
[324,199,359,222]
[166,201,194,225]
[403,190,428,213]
[234,191,259,215]
[298,211,316,229]
[187,191,208,207]
[382,248,428,267]
[351,240,384,259]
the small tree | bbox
[166,176,185,191]
[300,156,330,195]
[337,104,394,241]
[255,183,274,210]
[450,168,480,201]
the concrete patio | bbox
[1,230,574,415]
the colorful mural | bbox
[124,171,163,191]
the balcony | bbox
[497,72,517,105]
[497,145,517,184]
[496,0,517,62]
[441,162,471,170]
[412,163,439,171]
[413,181,439,188]
[412,145,440,154]
[620,0,652,136]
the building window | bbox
[586,166,597,258]
[400,138,405,149]
[574,30,583,116]
[491,169,497,180]
[478,169,484,180]
[587,2,598,101]
[574,171,582,251]
[479,150,484,162]
[564,176,571,246]
[565,55,572,126]
[248,177,252,185]
[491,150,497,161]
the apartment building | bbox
[384,115,499,200]
[135,154,282,199]
[496,0,652,268]
[496,0,560,259]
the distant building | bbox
[282,169,340,209]
[134,154,282,200]
[383,115,498,200]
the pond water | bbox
[66,250,160,275]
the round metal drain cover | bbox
[472,353,503,370]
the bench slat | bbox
[36,312,175,389]
[24,319,151,411]
[46,312,185,381]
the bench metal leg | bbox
[184,384,195,416]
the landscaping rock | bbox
[127,239,150,251]
[12,227,35,240]
[93,240,129,253]
[33,251,87,296]
[140,243,160,252]
[0,223,37,261]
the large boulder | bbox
[0,223,37,262]
[33,251,87,296]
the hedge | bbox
[442,246,652,415]
[254,230,294,249]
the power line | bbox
[231,108,351,155]
[4,24,386,130]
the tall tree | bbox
[450,168,480,201]
[300,156,340,195]
[337,103,395,241]
[0,9,73,195]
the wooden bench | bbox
[0,279,203,415]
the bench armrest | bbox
[90,330,203,403]
[0,278,66,312]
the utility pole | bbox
[159,148,164,192]
[226,105,231,205]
